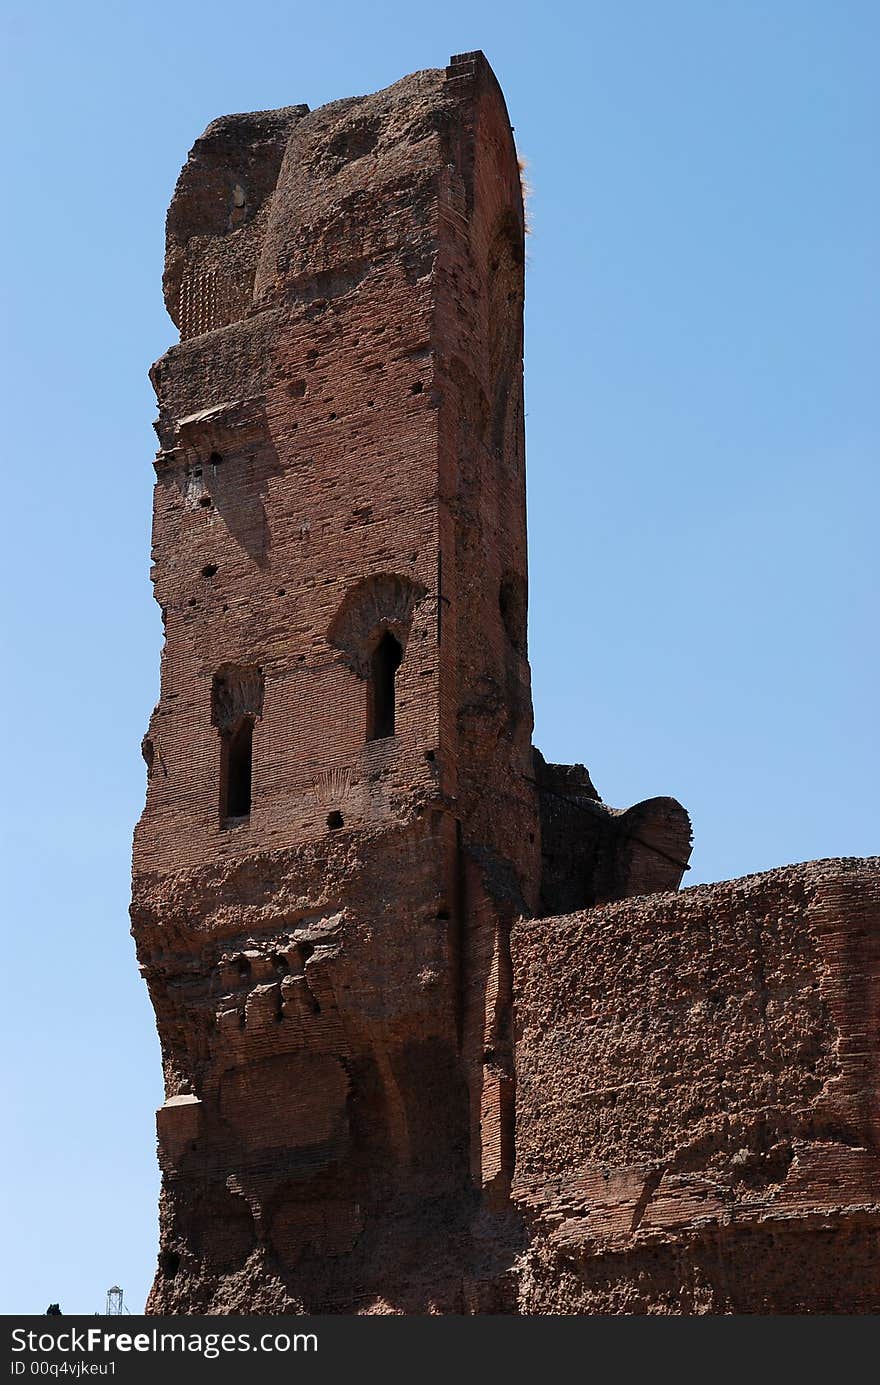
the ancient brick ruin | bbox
[132,52,880,1313]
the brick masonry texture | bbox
[512,858,880,1312]
[132,51,879,1313]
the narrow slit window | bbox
[367,632,402,741]
[222,717,253,819]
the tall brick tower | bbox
[133,52,546,1313]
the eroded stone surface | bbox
[512,858,880,1312]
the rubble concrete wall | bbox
[511,857,880,1313]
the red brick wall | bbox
[511,857,880,1312]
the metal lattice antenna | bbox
[105,1286,125,1315]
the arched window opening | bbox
[222,717,254,819]
[367,632,402,741]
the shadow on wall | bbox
[175,399,284,569]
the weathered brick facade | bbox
[513,858,880,1312]
[132,52,879,1313]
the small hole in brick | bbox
[529,832,535,843]
[410,381,423,394]
[425,750,435,762]
[367,400,374,408]
[276,588,286,596]
[327,811,344,831]
[222,603,229,612]
[436,908,451,921]
[158,1250,180,1279]
[187,598,197,607]
[193,467,202,479]
[289,379,307,398]
[291,422,298,431]
[328,411,337,420]
[209,452,223,467]
[199,495,212,508]
[202,563,218,578]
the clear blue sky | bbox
[1,0,876,1314]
